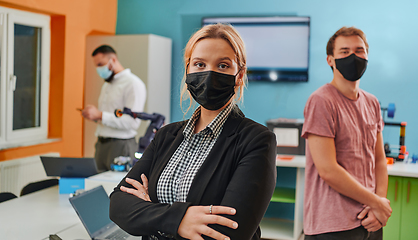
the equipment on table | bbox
[381,103,407,162]
[381,103,396,120]
[114,107,165,168]
[266,118,305,156]
[40,156,99,178]
[110,156,131,172]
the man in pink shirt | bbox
[301,27,392,239]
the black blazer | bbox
[109,109,277,240]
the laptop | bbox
[69,185,141,240]
[40,156,99,178]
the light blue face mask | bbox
[96,60,113,80]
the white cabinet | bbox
[260,155,305,240]
[83,34,172,157]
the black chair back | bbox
[20,179,59,196]
[0,192,18,203]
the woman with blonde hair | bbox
[110,23,276,240]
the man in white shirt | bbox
[82,45,146,171]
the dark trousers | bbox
[94,137,137,171]
[305,226,382,240]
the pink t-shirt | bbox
[301,83,383,235]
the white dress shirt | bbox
[95,68,146,139]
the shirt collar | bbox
[183,103,234,140]
[112,68,131,82]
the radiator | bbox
[0,152,60,196]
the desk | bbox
[85,170,127,195]
[387,161,418,178]
[0,171,128,240]
[0,186,90,240]
[0,171,140,240]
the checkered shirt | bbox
[156,103,234,204]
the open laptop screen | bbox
[69,185,113,237]
[41,156,98,178]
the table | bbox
[0,171,129,240]
[0,186,90,240]
[85,170,127,195]
[387,161,418,178]
[0,171,126,240]
[0,169,141,240]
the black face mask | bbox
[335,53,368,81]
[186,71,237,110]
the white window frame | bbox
[0,7,50,147]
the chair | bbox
[0,192,18,203]
[20,179,59,196]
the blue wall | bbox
[116,0,418,156]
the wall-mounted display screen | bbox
[202,16,310,82]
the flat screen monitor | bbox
[202,16,310,82]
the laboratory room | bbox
[0,0,417,240]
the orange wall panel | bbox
[0,0,117,161]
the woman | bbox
[109,23,277,240]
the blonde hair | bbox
[180,23,247,115]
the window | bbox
[0,7,50,147]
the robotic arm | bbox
[114,107,165,167]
